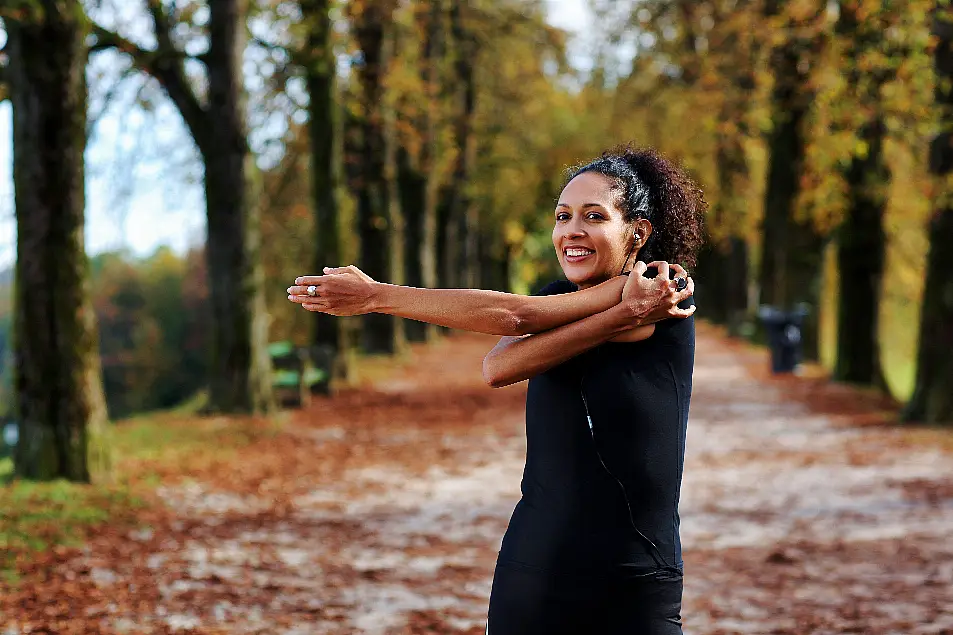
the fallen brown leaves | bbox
[2,328,952,634]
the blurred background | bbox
[1,0,952,633]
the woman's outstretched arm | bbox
[289,265,629,336]
[289,263,692,335]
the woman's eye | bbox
[587,212,604,220]
[556,213,569,221]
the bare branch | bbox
[89,20,208,150]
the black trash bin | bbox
[758,305,809,374]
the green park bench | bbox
[268,341,333,408]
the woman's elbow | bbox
[482,356,512,388]
[508,305,537,337]
[482,357,503,388]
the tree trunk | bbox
[834,120,888,385]
[399,0,444,343]
[202,0,273,412]
[302,0,351,381]
[709,133,751,330]
[758,16,825,359]
[832,5,889,387]
[446,1,478,290]
[480,228,511,292]
[398,148,429,342]
[352,0,400,354]
[903,7,953,424]
[8,3,110,481]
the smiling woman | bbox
[288,143,706,635]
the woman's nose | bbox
[566,226,586,238]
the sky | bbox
[0,0,593,270]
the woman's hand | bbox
[621,261,695,326]
[288,265,380,316]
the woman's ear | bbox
[634,219,653,243]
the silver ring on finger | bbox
[307,285,317,296]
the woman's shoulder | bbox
[532,278,579,296]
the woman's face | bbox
[552,171,637,289]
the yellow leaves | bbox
[855,139,870,160]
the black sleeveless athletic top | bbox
[497,277,695,576]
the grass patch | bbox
[1,407,286,576]
[111,411,283,476]
[0,479,142,572]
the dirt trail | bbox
[4,328,953,634]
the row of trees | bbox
[1,0,952,481]
[0,0,567,481]
[606,0,951,422]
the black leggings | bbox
[486,561,683,635]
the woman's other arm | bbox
[483,261,692,387]
[482,309,655,388]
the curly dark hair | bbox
[567,144,708,269]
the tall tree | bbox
[300,0,351,379]
[758,0,828,359]
[349,0,404,354]
[832,1,891,386]
[5,0,110,481]
[706,1,758,333]
[397,0,445,342]
[443,1,479,290]
[92,0,273,413]
[903,2,953,424]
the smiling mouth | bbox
[564,248,595,262]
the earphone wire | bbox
[580,376,683,577]
[619,229,639,277]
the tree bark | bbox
[400,0,444,343]
[832,4,889,387]
[383,23,407,353]
[352,0,401,354]
[202,0,273,412]
[398,147,429,342]
[301,0,351,381]
[835,121,888,385]
[903,6,953,424]
[8,2,110,481]
[709,132,751,331]
[445,1,479,290]
[758,5,826,359]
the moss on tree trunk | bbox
[904,9,953,424]
[8,2,111,482]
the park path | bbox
[4,327,953,634]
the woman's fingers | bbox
[647,260,671,282]
[287,284,322,296]
[675,276,694,301]
[671,305,696,318]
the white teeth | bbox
[566,249,593,257]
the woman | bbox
[288,145,706,634]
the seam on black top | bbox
[667,357,681,569]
